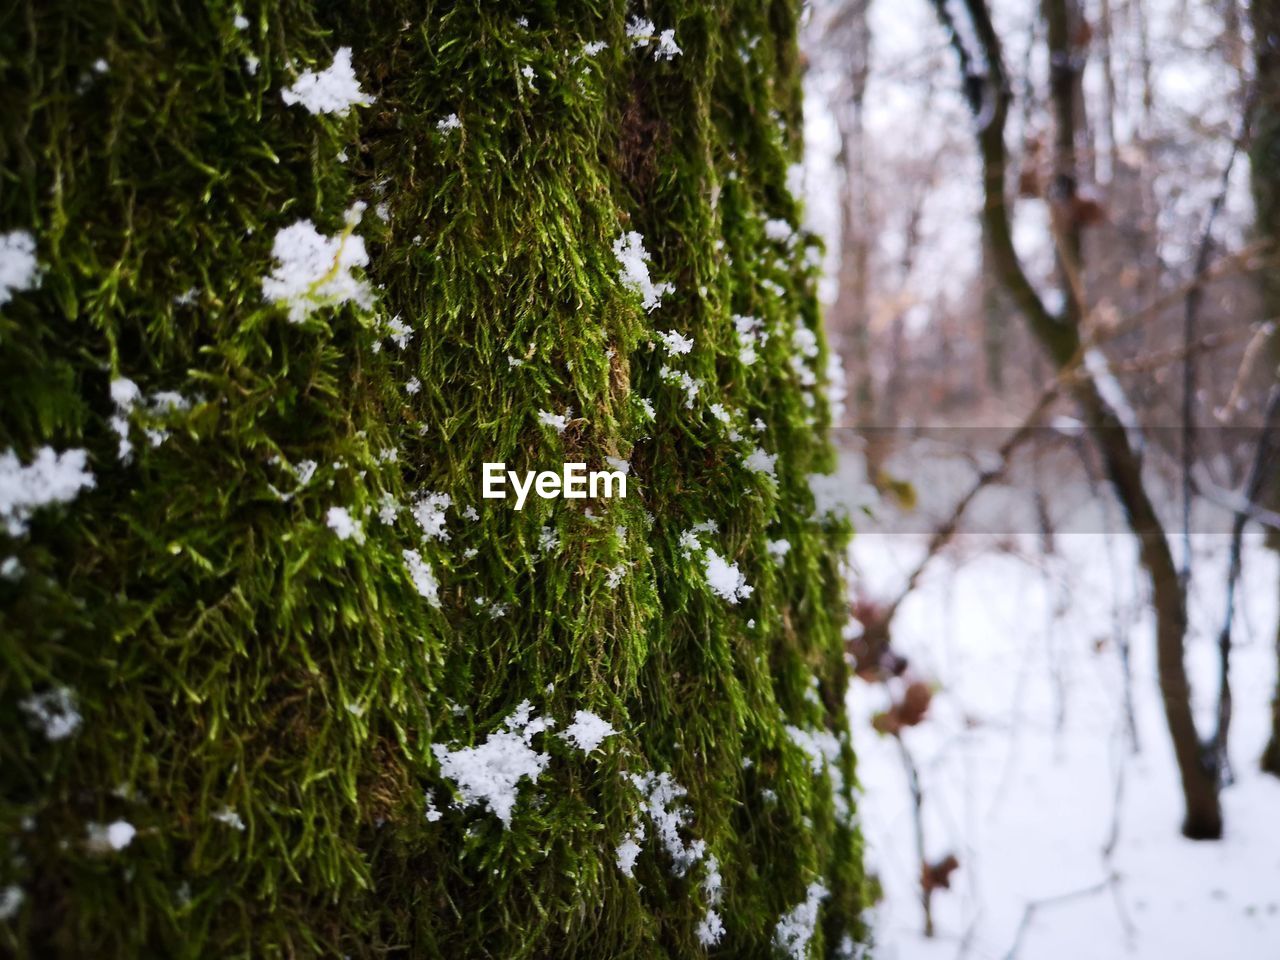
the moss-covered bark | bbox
[1,2,868,957]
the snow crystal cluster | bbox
[281,47,374,115]
[773,881,829,959]
[212,807,246,831]
[734,314,767,365]
[0,885,23,922]
[262,203,373,323]
[326,505,364,543]
[696,909,725,947]
[743,446,777,478]
[627,770,706,876]
[763,217,795,244]
[559,709,616,754]
[19,686,82,741]
[412,491,451,541]
[382,315,413,351]
[402,548,441,607]
[424,793,443,822]
[659,365,701,408]
[432,700,553,827]
[613,231,673,312]
[696,856,726,945]
[704,548,753,604]
[373,496,399,527]
[790,326,819,388]
[0,230,38,307]
[615,827,644,877]
[626,16,682,60]
[658,329,693,356]
[0,447,94,537]
[86,819,136,853]
[109,377,191,460]
[537,409,570,434]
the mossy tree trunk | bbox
[1,2,868,957]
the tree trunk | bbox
[0,3,868,956]
[1251,0,1280,777]
[932,0,1223,838]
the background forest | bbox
[800,0,1280,955]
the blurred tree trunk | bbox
[1251,0,1280,777]
[933,0,1224,838]
[0,2,869,956]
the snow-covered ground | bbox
[843,463,1280,959]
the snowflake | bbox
[86,820,136,853]
[19,686,81,741]
[744,447,777,477]
[280,47,374,115]
[792,325,819,358]
[377,317,411,352]
[695,909,725,947]
[628,770,706,876]
[654,29,682,60]
[0,886,23,922]
[212,807,246,831]
[0,447,95,536]
[432,701,553,827]
[412,491,451,541]
[613,231,673,312]
[559,710,617,753]
[659,329,693,355]
[262,203,372,323]
[616,824,645,877]
[774,882,828,959]
[402,548,441,607]
[763,218,794,244]
[0,231,38,307]
[326,506,363,543]
[537,410,569,433]
[704,548,753,604]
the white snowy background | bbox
[800,0,1280,955]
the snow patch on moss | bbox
[281,47,373,115]
[704,548,753,604]
[774,881,828,959]
[0,230,38,307]
[402,548,441,607]
[432,701,553,827]
[0,447,95,536]
[263,204,373,323]
[559,710,616,753]
[19,686,81,741]
[613,232,673,312]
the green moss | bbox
[1,1,869,957]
